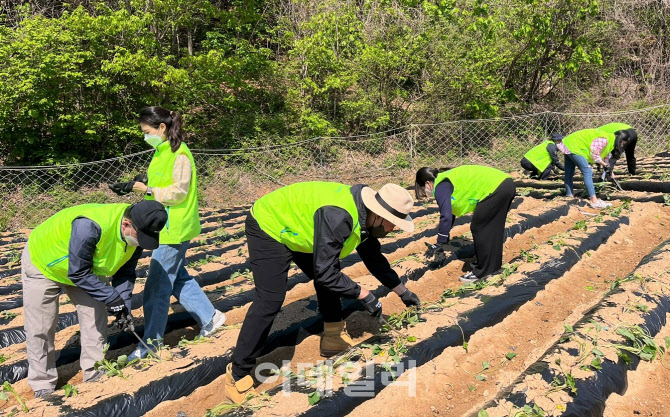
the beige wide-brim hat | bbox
[361,183,415,233]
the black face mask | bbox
[369,215,388,238]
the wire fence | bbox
[1,105,669,231]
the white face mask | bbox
[144,133,164,148]
[123,228,140,247]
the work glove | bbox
[361,292,383,323]
[424,242,449,263]
[109,173,148,196]
[132,173,148,184]
[107,296,134,332]
[399,289,421,308]
[113,312,135,333]
[106,295,126,315]
[109,181,135,196]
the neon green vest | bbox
[524,141,552,172]
[252,182,361,258]
[563,128,615,164]
[146,141,201,244]
[28,204,136,286]
[434,165,510,217]
[598,123,632,135]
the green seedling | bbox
[178,335,212,347]
[141,338,171,362]
[511,403,546,416]
[604,323,666,362]
[518,188,532,197]
[62,384,78,398]
[573,220,587,231]
[520,249,539,263]
[94,345,131,379]
[187,254,216,269]
[214,229,230,238]
[390,255,422,266]
[381,308,420,332]
[0,354,9,364]
[230,268,253,282]
[204,391,274,415]
[506,352,517,360]
[664,194,670,206]
[0,381,28,413]
[5,251,20,266]
[1,312,18,321]
[547,371,577,396]
[478,410,489,417]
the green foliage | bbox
[93,345,133,378]
[0,381,28,413]
[0,0,611,167]
[0,312,18,321]
[62,384,78,398]
[178,335,212,347]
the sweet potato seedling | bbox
[0,381,28,413]
[62,384,78,398]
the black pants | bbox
[520,157,552,180]
[231,214,343,378]
[471,178,516,278]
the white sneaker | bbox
[199,310,227,337]
[459,271,480,283]
[590,199,612,209]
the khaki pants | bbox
[21,246,108,392]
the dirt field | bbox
[0,154,669,417]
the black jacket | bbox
[546,142,565,170]
[312,184,402,299]
[68,217,142,310]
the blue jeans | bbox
[564,153,596,198]
[141,241,215,350]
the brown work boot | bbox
[320,321,354,357]
[223,363,255,404]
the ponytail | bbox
[167,111,183,153]
[139,106,184,153]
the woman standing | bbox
[415,165,515,283]
[126,107,226,359]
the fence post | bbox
[409,124,416,167]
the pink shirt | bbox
[557,137,610,165]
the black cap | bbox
[128,200,167,250]
[550,133,564,142]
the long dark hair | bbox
[139,106,184,153]
[414,167,440,200]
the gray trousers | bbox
[21,246,107,391]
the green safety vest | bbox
[598,122,632,135]
[28,204,136,286]
[146,141,201,244]
[434,165,510,217]
[562,128,615,164]
[252,182,361,258]
[524,141,552,172]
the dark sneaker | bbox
[84,370,105,383]
[35,389,54,398]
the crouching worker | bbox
[224,182,419,403]
[415,165,515,283]
[22,201,166,397]
[520,133,565,180]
